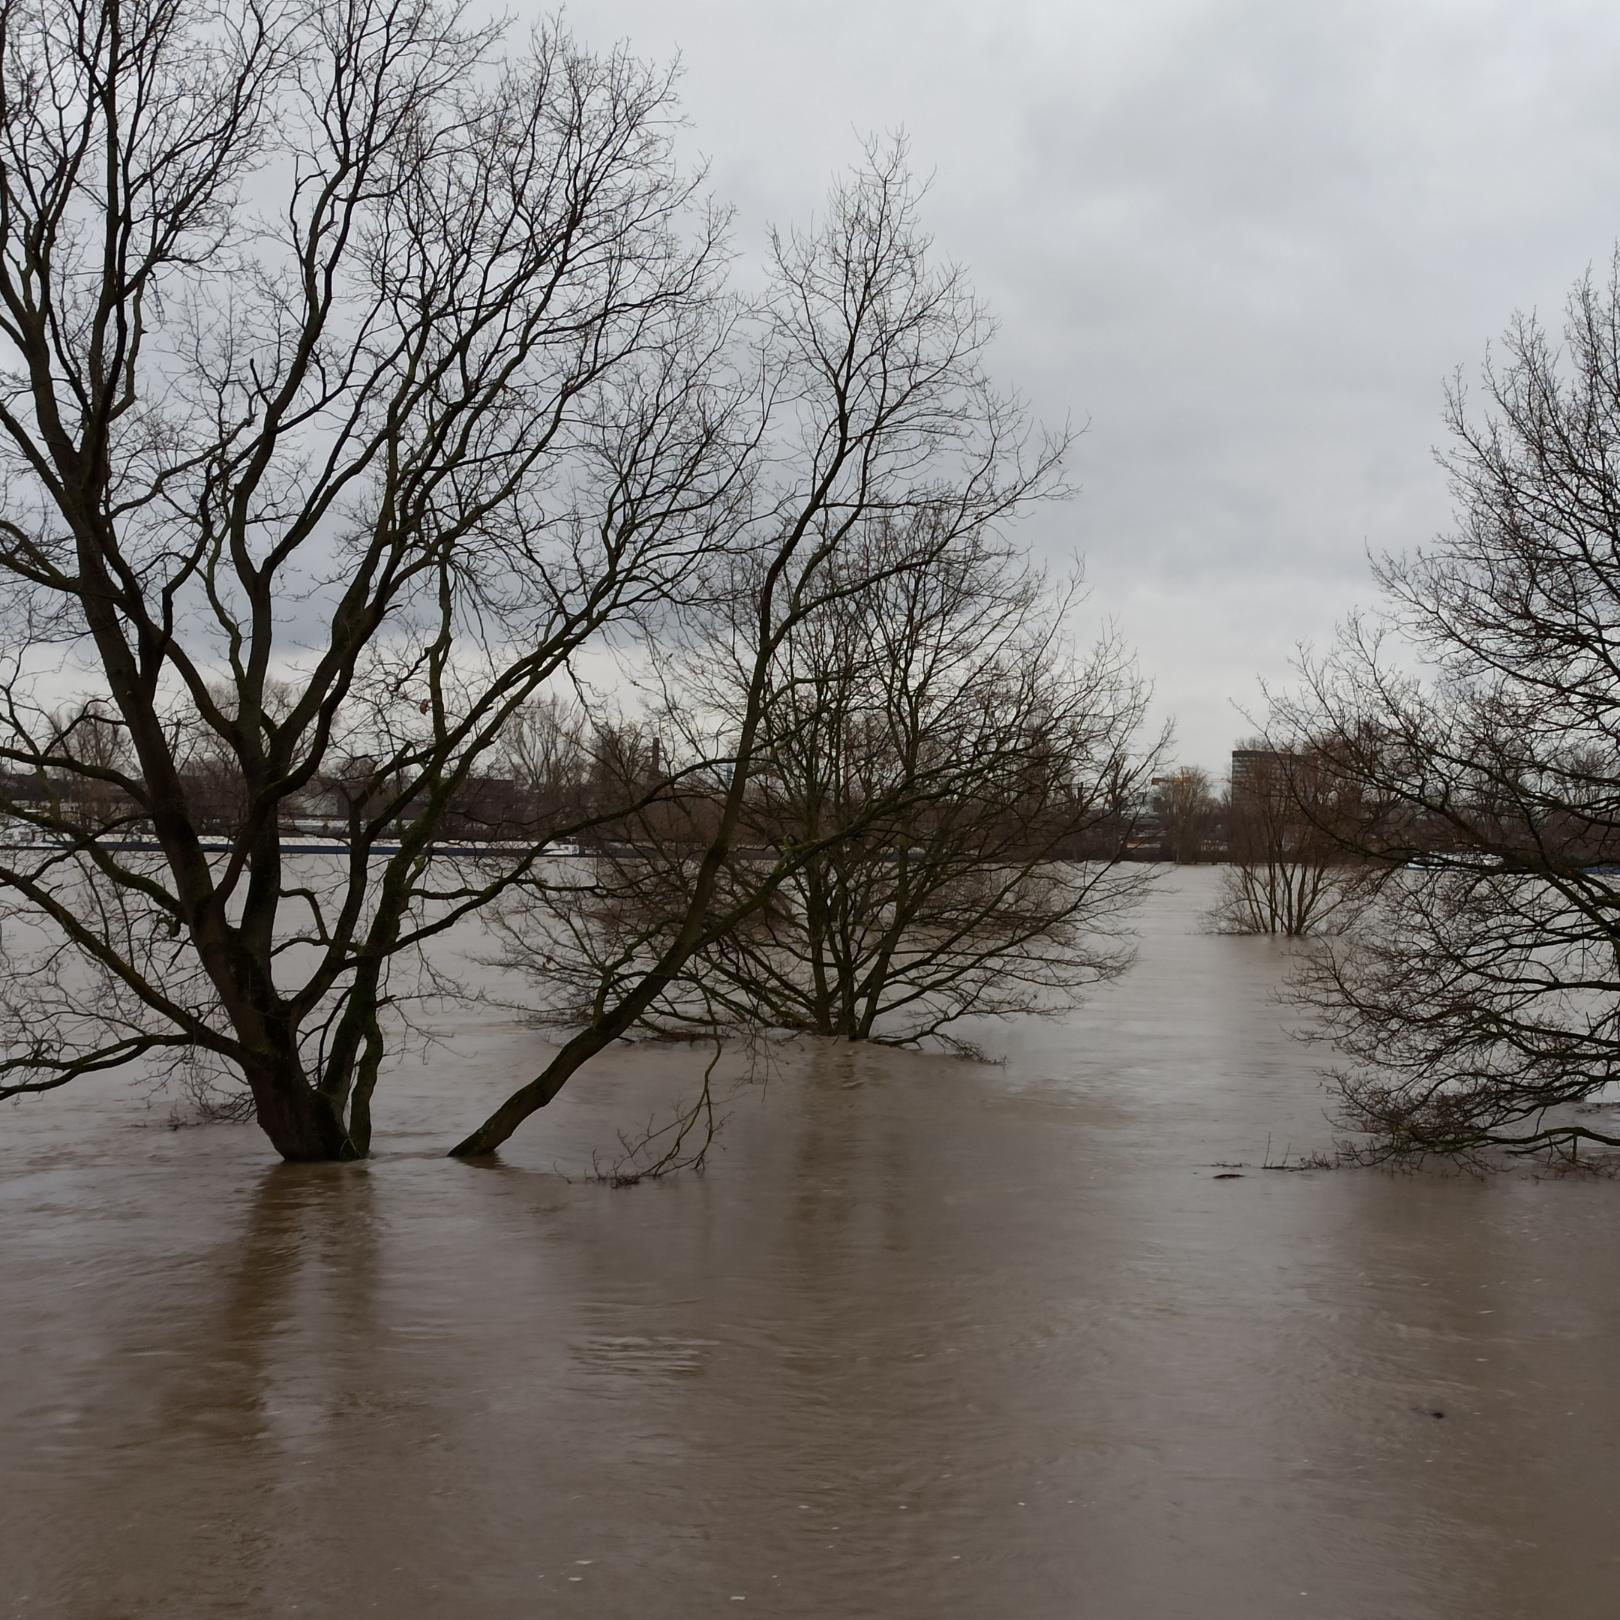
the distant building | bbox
[1230,747,1286,803]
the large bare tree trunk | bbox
[0,0,741,1158]
[243,1064,356,1162]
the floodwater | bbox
[4,866,1620,1619]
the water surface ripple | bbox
[4,868,1618,1618]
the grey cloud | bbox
[564,0,1620,767]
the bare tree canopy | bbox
[1208,743,1369,937]
[0,0,1064,1160]
[1277,256,1620,1160]
[1150,765,1216,865]
[448,158,1067,1156]
[493,518,1158,1058]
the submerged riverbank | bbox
[4,867,1619,1618]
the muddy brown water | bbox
[4,866,1620,1619]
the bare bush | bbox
[493,517,1159,1056]
[1208,743,1372,937]
[1278,256,1620,1159]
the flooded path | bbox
[4,868,1620,1617]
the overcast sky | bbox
[556,0,1620,772]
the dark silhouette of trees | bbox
[1151,767,1217,864]
[1209,743,1369,936]
[494,695,591,840]
[449,152,1067,1157]
[0,0,1060,1160]
[493,520,1158,1057]
[0,0,748,1159]
[1277,257,1620,1159]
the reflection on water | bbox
[4,868,1620,1618]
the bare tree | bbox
[0,0,1071,1160]
[1209,742,1368,936]
[446,154,1069,1157]
[0,0,752,1158]
[497,694,590,838]
[494,518,1158,1058]
[1277,254,1620,1160]
[46,700,137,830]
[1151,766,1216,864]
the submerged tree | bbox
[494,519,1158,1055]
[449,158,1068,1153]
[1151,766,1217,864]
[0,0,1061,1160]
[0,0,748,1159]
[1278,257,1620,1159]
[1208,742,1368,937]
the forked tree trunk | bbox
[243,1061,357,1161]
